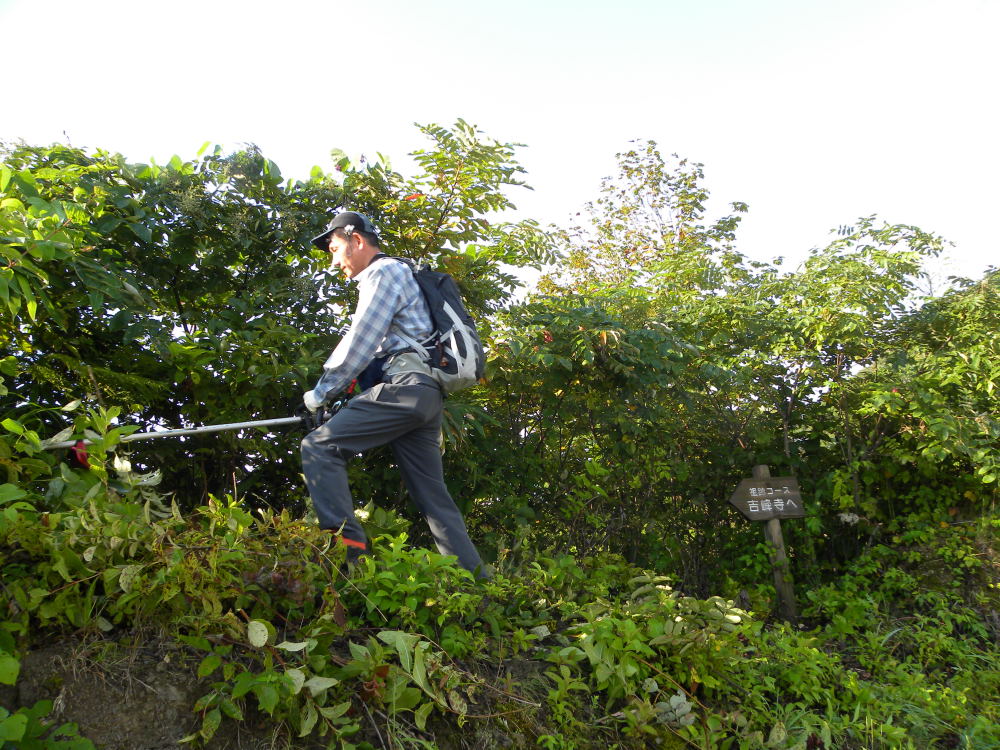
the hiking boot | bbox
[339,535,369,569]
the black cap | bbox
[311,211,378,250]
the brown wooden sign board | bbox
[729,477,805,521]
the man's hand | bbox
[299,388,353,430]
[299,390,328,431]
[303,389,324,413]
[296,402,327,431]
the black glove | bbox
[295,404,328,431]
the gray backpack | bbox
[380,256,485,394]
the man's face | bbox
[327,232,362,278]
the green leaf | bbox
[276,640,309,652]
[128,223,152,243]
[330,148,351,171]
[198,654,222,678]
[377,630,420,672]
[253,684,279,715]
[52,553,72,582]
[40,426,73,449]
[0,484,27,505]
[304,675,339,696]
[768,721,787,745]
[219,697,243,721]
[285,668,305,695]
[0,711,28,741]
[247,620,272,647]
[192,692,216,713]
[15,275,37,321]
[118,564,143,593]
[299,701,318,737]
[177,635,212,652]
[447,689,467,715]
[2,419,24,436]
[0,653,20,685]
[411,644,429,692]
[231,671,257,699]
[391,686,422,712]
[414,701,434,731]
[200,707,221,741]
[318,701,352,720]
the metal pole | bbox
[44,416,303,450]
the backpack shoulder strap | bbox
[372,254,435,352]
[369,253,419,274]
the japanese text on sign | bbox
[728,476,805,520]
[748,485,793,497]
[747,497,800,513]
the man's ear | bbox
[346,233,361,255]
[355,233,376,255]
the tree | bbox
[1,122,550,514]
[470,141,979,593]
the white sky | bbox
[3,0,997,282]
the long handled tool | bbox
[44,416,305,450]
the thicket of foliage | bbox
[473,143,999,597]
[1,125,998,749]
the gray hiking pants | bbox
[300,372,484,575]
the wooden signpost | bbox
[729,465,803,624]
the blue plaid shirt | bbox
[306,257,432,407]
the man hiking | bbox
[300,211,486,577]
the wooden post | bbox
[753,464,798,625]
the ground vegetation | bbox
[1,125,997,749]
